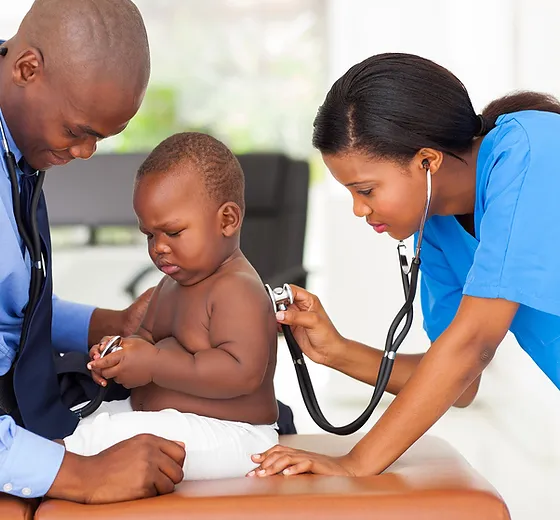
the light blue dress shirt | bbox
[0,107,95,498]
[419,110,560,390]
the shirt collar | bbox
[0,104,24,165]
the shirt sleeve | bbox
[463,118,560,316]
[418,225,464,342]
[51,295,95,354]
[0,415,65,498]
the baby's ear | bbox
[219,202,242,237]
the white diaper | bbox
[64,398,278,480]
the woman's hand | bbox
[276,285,345,367]
[247,445,360,477]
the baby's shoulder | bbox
[208,264,270,311]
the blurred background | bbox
[3,1,560,518]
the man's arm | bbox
[0,414,186,503]
[347,296,518,476]
[51,286,156,353]
[151,275,274,399]
[0,415,65,498]
[51,295,96,354]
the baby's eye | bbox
[166,230,183,238]
[357,188,373,196]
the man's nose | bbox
[68,138,98,160]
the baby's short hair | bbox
[137,132,245,213]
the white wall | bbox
[320,1,560,518]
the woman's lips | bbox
[369,222,388,233]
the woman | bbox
[247,53,560,477]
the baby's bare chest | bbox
[152,283,213,353]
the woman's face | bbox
[323,151,430,241]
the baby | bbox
[64,132,279,480]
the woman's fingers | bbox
[276,308,319,329]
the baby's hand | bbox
[88,337,158,389]
[88,336,117,387]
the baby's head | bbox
[133,132,245,285]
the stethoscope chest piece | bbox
[265,283,293,312]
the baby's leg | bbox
[64,408,278,480]
[64,403,177,456]
[173,413,279,480]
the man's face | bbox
[11,71,145,170]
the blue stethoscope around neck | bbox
[266,160,433,435]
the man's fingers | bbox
[155,450,184,485]
[157,437,187,470]
[153,469,178,495]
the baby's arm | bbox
[131,279,164,344]
[150,274,274,399]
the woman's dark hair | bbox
[313,53,560,162]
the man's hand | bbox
[88,336,158,389]
[88,287,156,346]
[47,434,186,504]
[122,287,156,337]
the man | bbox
[0,0,185,504]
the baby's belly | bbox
[131,384,278,425]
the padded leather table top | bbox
[4,434,510,520]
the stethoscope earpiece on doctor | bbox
[265,159,433,435]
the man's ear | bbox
[12,48,44,87]
[219,202,242,237]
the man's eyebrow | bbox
[78,125,107,139]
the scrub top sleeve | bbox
[418,227,463,342]
[463,120,560,316]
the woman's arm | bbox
[251,295,517,478]
[346,295,517,475]
[330,338,481,408]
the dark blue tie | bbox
[13,163,78,439]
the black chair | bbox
[44,152,310,297]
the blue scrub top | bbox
[419,110,560,390]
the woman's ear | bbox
[417,148,443,175]
[219,202,242,237]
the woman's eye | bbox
[357,188,373,196]
[66,128,79,138]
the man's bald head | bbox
[0,0,150,170]
[18,0,150,86]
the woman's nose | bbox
[352,197,372,218]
